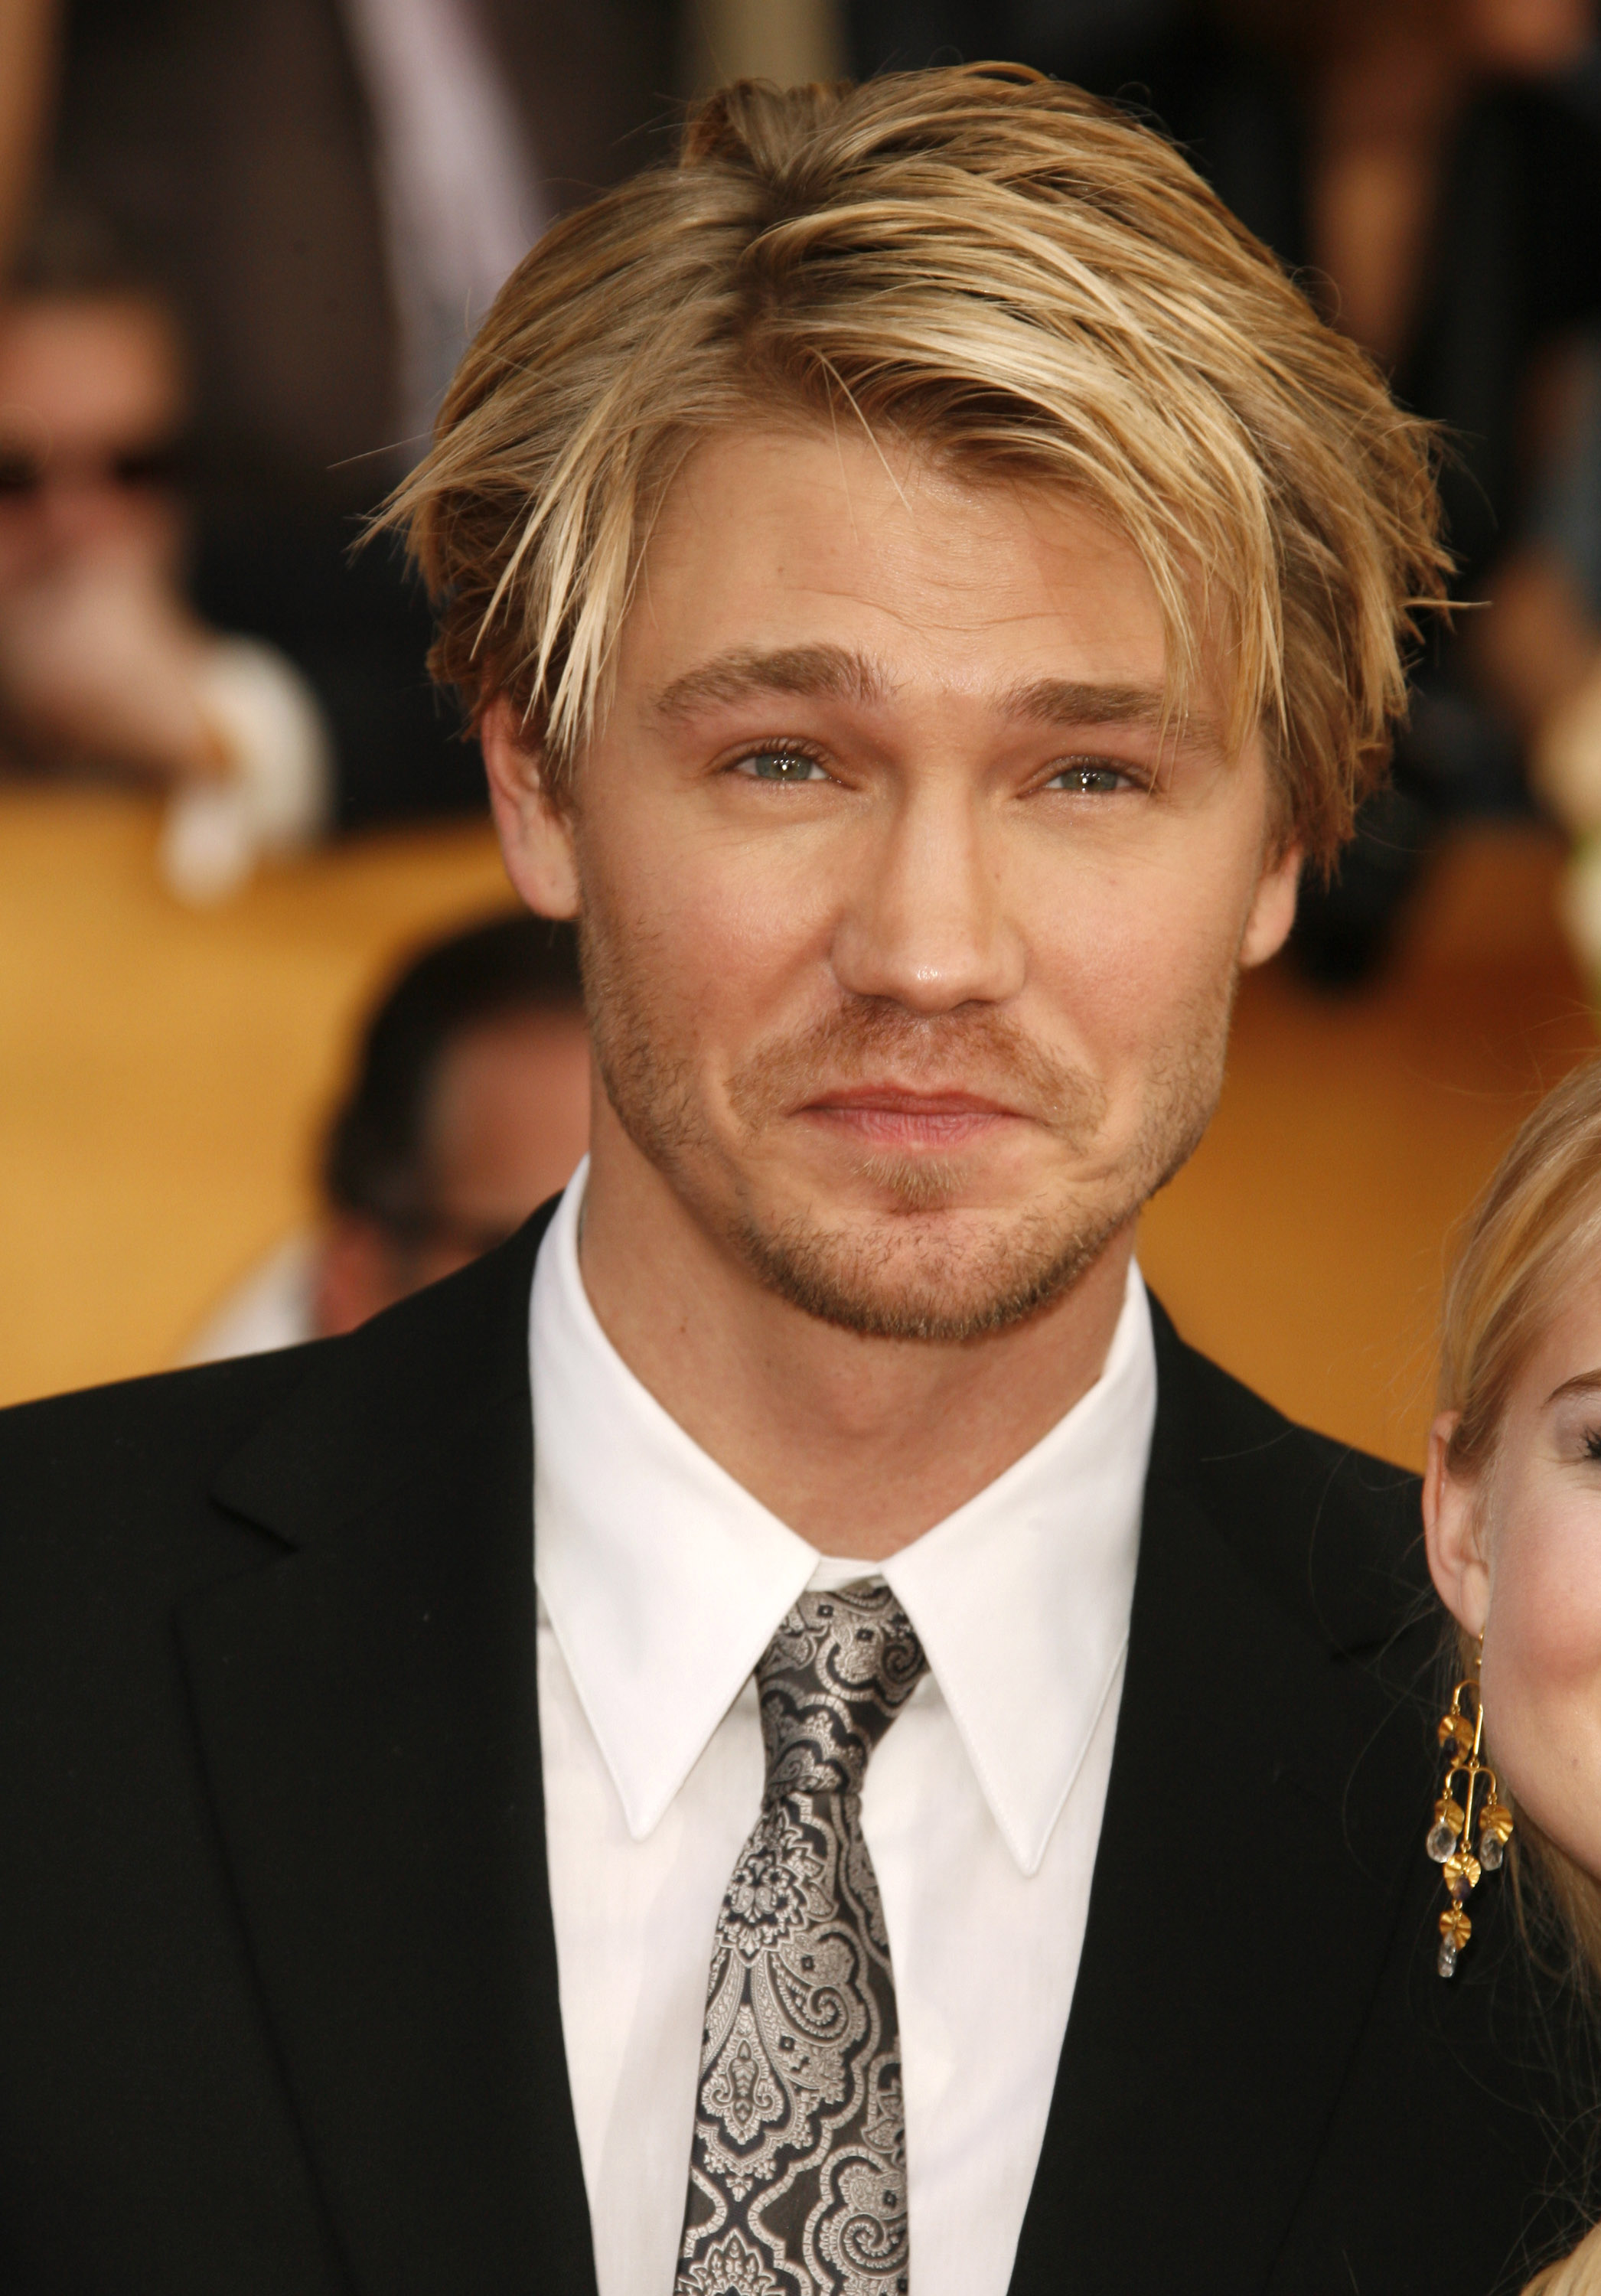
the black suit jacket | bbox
[0,1204,1584,2291]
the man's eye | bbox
[1045,760,1136,794]
[735,748,828,783]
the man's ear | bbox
[1239,838,1303,970]
[479,693,581,920]
[1423,1411,1492,1636]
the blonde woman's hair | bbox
[1528,2219,1601,2296]
[393,64,1448,863]
[1438,1056,1601,1991]
[1441,1058,1601,1482]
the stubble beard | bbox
[579,905,1232,1345]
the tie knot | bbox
[756,1579,927,1802]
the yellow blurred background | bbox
[0,784,510,1400]
[2,782,1590,1465]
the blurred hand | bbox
[0,534,227,781]
[0,289,333,892]
[0,287,230,784]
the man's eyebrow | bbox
[651,654,1224,752]
[651,644,888,720]
[1001,677,1222,751]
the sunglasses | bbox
[0,438,191,497]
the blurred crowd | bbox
[0,0,686,1352]
[0,0,678,896]
[11,0,1601,1347]
[8,1,1601,951]
[849,0,1601,983]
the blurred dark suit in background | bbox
[41,0,677,830]
[849,0,1601,609]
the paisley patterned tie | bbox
[677,1579,928,2296]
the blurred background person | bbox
[0,207,334,898]
[0,0,678,887]
[1469,325,1601,996]
[187,911,589,1358]
[849,0,1601,984]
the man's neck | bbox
[576,1130,1136,1562]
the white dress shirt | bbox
[530,1163,1156,2296]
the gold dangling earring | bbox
[1426,1636,1514,1978]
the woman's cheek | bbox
[1485,1492,1601,1834]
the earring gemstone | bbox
[1430,1684,1503,1977]
[1477,1801,1513,1874]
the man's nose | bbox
[829,783,1025,1013]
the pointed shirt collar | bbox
[530,1163,1155,1874]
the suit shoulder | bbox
[1173,1331,1418,1511]
[0,1345,324,1534]
[1152,1311,1430,1651]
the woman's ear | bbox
[479,693,581,919]
[1423,1411,1492,1636]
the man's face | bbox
[492,425,1299,1341]
[411,1006,593,1282]
[0,295,187,589]
[315,1006,592,1337]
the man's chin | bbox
[728,1193,1123,1344]
[828,1146,988,1216]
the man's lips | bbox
[797,1085,1025,1146]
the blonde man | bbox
[0,67,1580,2296]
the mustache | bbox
[726,997,1105,1144]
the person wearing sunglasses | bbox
[0,216,331,896]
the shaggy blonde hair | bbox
[396,63,1447,862]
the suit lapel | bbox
[1008,1315,1425,2295]
[175,1210,597,2296]
[172,1225,1430,2293]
